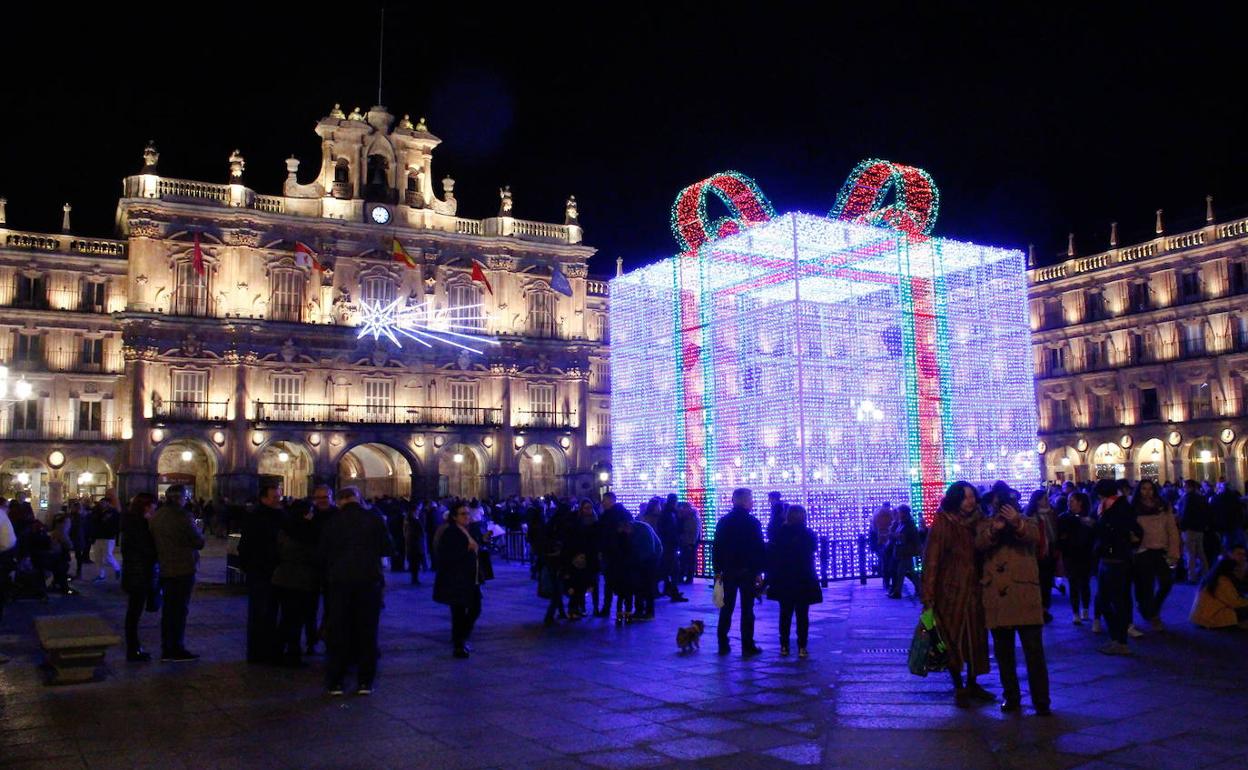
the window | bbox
[1092,393,1117,426]
[1050,398,1072,430]
[173,261,209,316]
[448,283,484,330]
[15,274,47,309]
[269,270,305,322]
[80,338,104,370]
[1180,271,1201,301]
[1182,323,1205,357]
[272,375,302,419]
[595,411,611,444]
[364,379,393,420]
[1086,339,1109,370]
[12,400,39,432]
[1140,388,1160,421]
[78,401,103,433]
[1047,346,1066,375]
[450,382,477,423]
[590,361,609,391]
[80,281,106,313]
[1086,291,1107,321]
[1044,298,1063,327]
[1190,382,1213,419]
[16,333,41,364]
[1232,262,1247,294]
[361,276,395,306]
[527,384,555,426]
[592,313,608,342]
[1127,282,1150,312]
[527,291,556,338]
[170,371,207,419]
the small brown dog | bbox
[676,619,705,652]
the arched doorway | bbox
[339,443,411,500]
[1045,445,1082,482]
[1187,437,1225,483]
[437,444,483,499]
[519,444,561,497]
[0,456,50,513]
[1135,438,1166,482]
[63,456,114,502]
[258,441,314,499]
[1092,443,1126,480]
[156,439,217,502]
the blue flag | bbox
[550,265,573,297]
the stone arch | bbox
[1044,445,1083,482]
[518,442,566,497]
[0,455,51,515]
[435,442,489,499]
[154,437,220,502]
[257,438,317,499]
[1186,436,1225,484]
[335,440,417,500]
[62,455,115,501]
[1134,437,1167,482]
[1091,442,1127,480]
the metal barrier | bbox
[694,534,884,585]
[502,531,532,564]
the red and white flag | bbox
[192,232,205,276]
[471,260,494,295]
[294,241,323,271]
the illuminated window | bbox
[361,276,395,305]
[450,382,477,423]
[449,283,484,330]
[364,379,393,421]
[269,270,305,322]
[527,291,556,338]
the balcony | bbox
[253,402,503,427]
[154,400,230,422]
[44,349,125,374]
[266,303,305,323]
[0,418,123,441]
[513,410,577,429]
[169,290,217,319]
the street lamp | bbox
[0,365,33,402]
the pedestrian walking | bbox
[434,501,484,659]
[1131,479,1181,632]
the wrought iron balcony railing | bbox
[153,400,230,421]
[253,402,503,426]
[0,418,124,441]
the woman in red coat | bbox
[921,481,992,708]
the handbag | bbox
[712,576,725,608]
[907,609,948,677]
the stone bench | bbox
[34,614,121,684]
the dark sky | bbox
[2,3,1244,274]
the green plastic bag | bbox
[907,610,948,677]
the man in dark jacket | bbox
[318,486,393,696]
[238,481,285,664]
[713,488,766,656]
[658,494,686,602]
[596,492,630,617]
[1092,479,1143,656]
[149,485,206,662]
[1177,479,1212,582]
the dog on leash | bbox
[676,619,705,653]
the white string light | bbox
[355,299,501,354]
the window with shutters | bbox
[449,283,484,330]
[16,333,42,364]
[80,281,106,313]
[11,399,39,433]
[361,276,395,305]
[364,379,393,421]
[1050,398,1072,430]
[269,270,305,322]
[15,274,48,309]
[592,313,608,342]
[171,370,207,419]
[80,338,104,369]
[78,400,103,433]
[590,361,609,391]
[1190,382,1213,419]
[173,261,209,316]
[527,384,555,426]
[450,382,477,423]
[596,411,611,444]
[1140,387,1160,421]
[527,291,556,338]
[272,375,302,419]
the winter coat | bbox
[679,510,700,548]
[317,502,392,586]
[1094,496,1142,562]
[433,523,480,606]
[120,511,158,594]
[765,524,823,605]
[1135,509,1181,562]
[712,508,766,578]
[628,520,663,565]
[921,508,990,676]
[238,504,285,582]
[1190,575,1248,628]
[975,508,1044,629]
[149,504,205,578]
[271,516,320,593]
[1056,510,1095,564]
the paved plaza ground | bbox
[1,541,1246,770]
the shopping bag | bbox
[907,609,948,676]
[712,576,725,608]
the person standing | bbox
[238,482,285,664]
[1057,491,1096,625]
[434,501,483,659]
[271,500,321,667]
[976,483,1051,715]
[149,485,205,662]
[120,493,159,662]
[1093,479,1143,655]
[677,502,701,584]
[68,500,91,580]
[1131,479,1181,632]
[886,505,921,599]
[712,488,766,656]
[921,481,992,708]
[658,494,686,602]
[306,484,337,653]
[1177,479,1212,583]
[626,516,663,621]
[765,505,821,657]
[597,492,631,619]
[1023,490,1059,623]
[90,492,122,583]
[318,487,392,695]
[404,504,427,585]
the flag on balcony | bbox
[550,264,573,297]
[391,238,417,269]
[294,241,323,271]
[471,260,494,295]
[192,232,205,277]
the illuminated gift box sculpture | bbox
[609,163,1038,558]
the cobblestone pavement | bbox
[2,545,1245,769]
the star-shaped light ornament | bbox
[356,298,499,354]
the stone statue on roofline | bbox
[499,185,513,217]
[565,196,579,226]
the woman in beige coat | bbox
[976,482,1051,715]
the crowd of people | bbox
[920,476,1248,715]
[1,473,1245,702]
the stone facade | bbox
[1028,204,1248,486]
[0,105,611,514]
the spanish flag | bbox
[391,238,417,269]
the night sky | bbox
[2,3,1244,275]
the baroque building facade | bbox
[0,105,611,514]
[1029,201,1248,486]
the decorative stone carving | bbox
[371,347,389,367]
[224,228,263,247]
[564,263,588,279]
[142,140,160,172]
[498,186,513,216]
[565,196,578,225]
[398,114,415,130]
[228,150,245,182]
[487,255,517,271]
[348,106,364,121]
[536,354,550,374]
[415,117,428,132]
[135,274,149,285]
[457,350,471,371]
[181,333,202,357]
[329,103,346,119]
[129,218,161,239]
[281,339,297,363]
